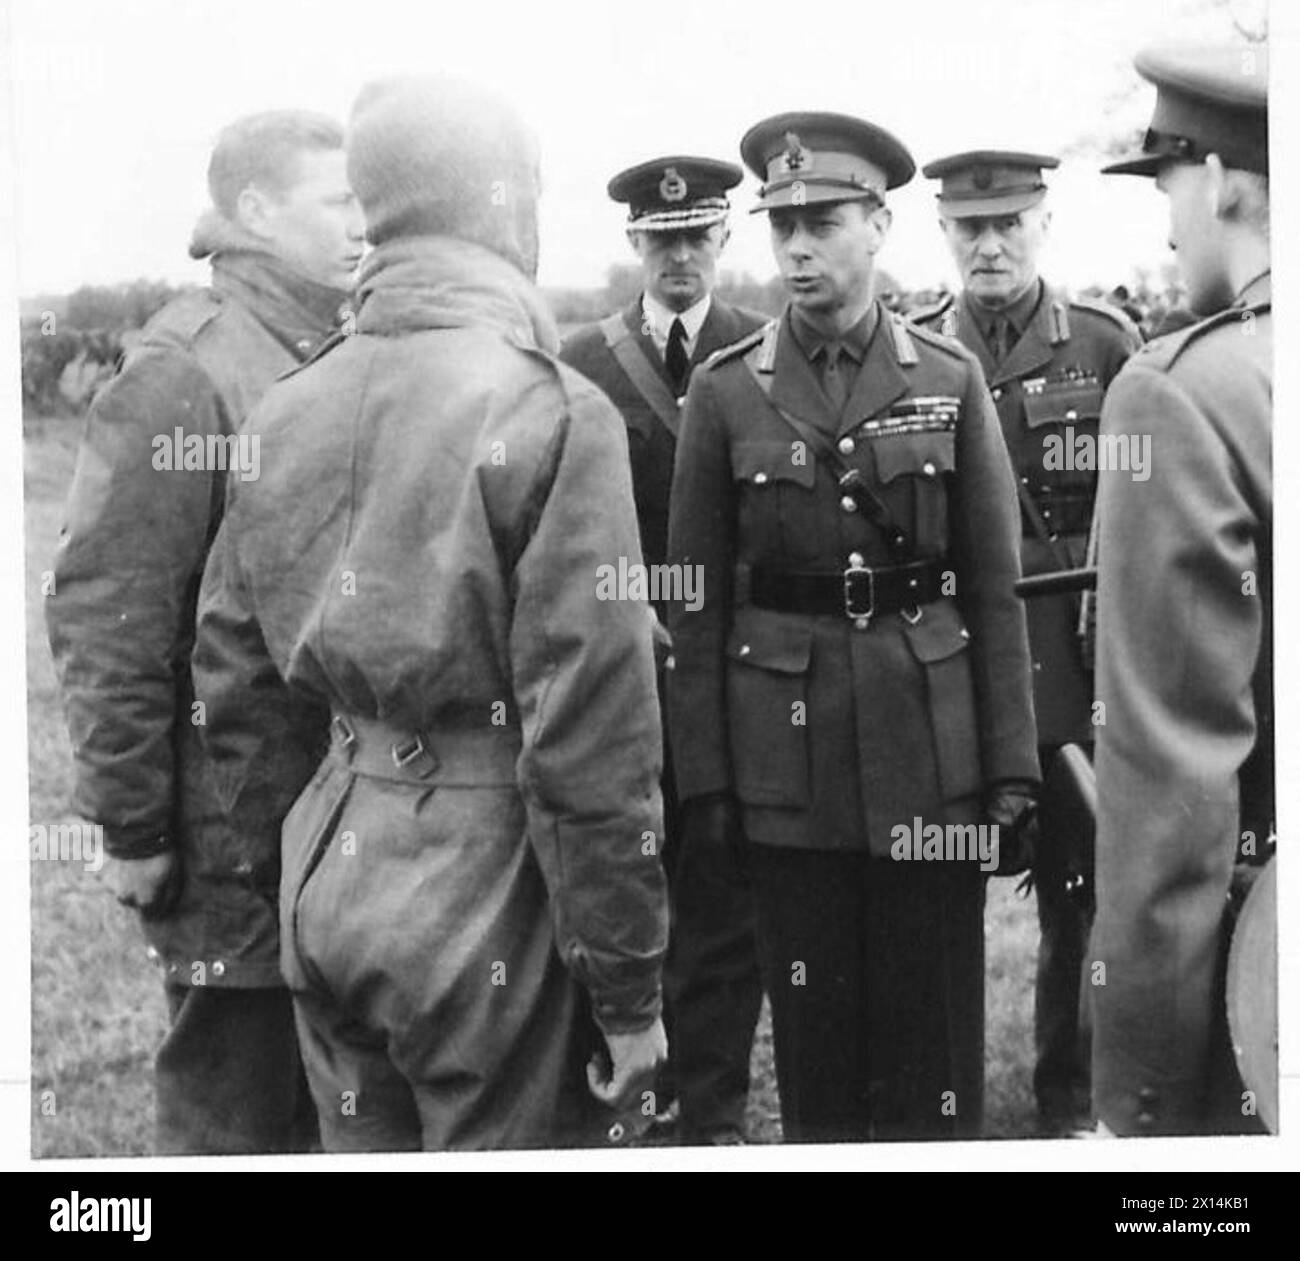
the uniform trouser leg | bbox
[749,845,985,1143]
[286,771,592,1152]
[155,984,318,1155]
[1033,745,1094,1124]
[664,831,763,1139]
[660,729,764,1138]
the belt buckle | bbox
[843,563,875,622]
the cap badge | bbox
[781,131,810,172]
[972,165,993,191]
[659,166,688,202]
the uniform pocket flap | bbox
[730,440,816,488]
[901,603,971,663]
[726,611,813,673]
[871,431,956,485]
[1023,381,1103,428]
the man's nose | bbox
[668,236,692,261]
[974,226,1003,256]
[785,228,813,261]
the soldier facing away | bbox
[667,112,1040,1142]
[913,149,1141,1135]
[1091,41,1272,1136]
[45,110,364,1153]
[561,156,766,1144]
[193,74,669,1151]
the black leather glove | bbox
[680,791,744,858]
[983,781,1039,878]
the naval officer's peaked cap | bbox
[1103,42,1268,177]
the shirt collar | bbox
[641,291,712,345]
[789,302,879,364]
[970,276,1043,340]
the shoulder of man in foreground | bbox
[906,291,955,329]
[1107,302,1270,411]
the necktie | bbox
[821,344,849,413]
[666,317,689,397]
[989,317,1011,364]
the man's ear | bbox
[1037,207,1053,237]
[1204,153,1241,222]
[626,228,646,257]
[235,184,278,242]
[716,224,732,251]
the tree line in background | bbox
[19,265,1185,421]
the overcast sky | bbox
[3,0,1276,298]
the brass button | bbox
[664,655,676,671]
[738,644,750,657]
[992,388,1003,402]
[922,461,937,476]
[960,629,970,640]
[908,578,919,589]
[145,945,159,961]
[839,495,857,514]
[853,617,870,630]
[838,437,855,456]
[212,960,226,978]
[753,472,768,485]
[1065,408,1078,420]
[848,551,865,567]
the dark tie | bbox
[666,317,689,397]
[821,344,849,413]
[988,316,1011,363]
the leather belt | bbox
[327,712,520,786]
[749,558,947,621]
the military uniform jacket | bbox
[667,304,1039,852]
[1091,273,1272,1135]
[561,298,766,570]
[192,237,669,1035]
[45,251,343,988]
[913,285,1141,745]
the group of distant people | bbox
[44,38,1272,1155]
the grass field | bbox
[26,417,1041,1156]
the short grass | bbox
[25,418,1040,1156]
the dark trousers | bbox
[1033,743,1095,1124]
[156,983,318,1155]
[749,845,985,1143]
[660,741,764,1140]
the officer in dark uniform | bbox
[562,158,766,1143]
[913,151,1141,1134]
[667,113,1040,1142]
[1091,41,1272,1136]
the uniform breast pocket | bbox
[724,609,813,809]
[1024,382,1104,494]
[730,438,818,550]
[901,602,981,804]
[870,430,956,555]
